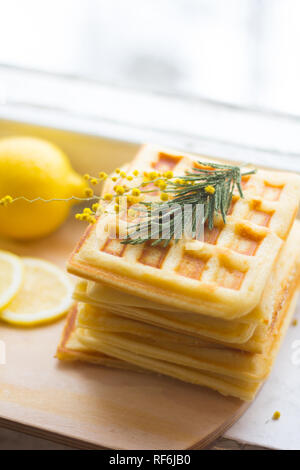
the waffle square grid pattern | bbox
[70,145,300,320]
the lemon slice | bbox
[0,258,73,326]
[0,250,23,310]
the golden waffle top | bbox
[68,145,300,320]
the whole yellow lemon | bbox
[0,136,86,240]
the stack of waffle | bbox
[57,145,300,401]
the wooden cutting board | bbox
[0,217,248,450]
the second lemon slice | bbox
[0,258,73,326]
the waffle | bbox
[57,286,298,402]
[74,281,256,346]
[73,220,300,352]
[62,144,300,402]
[68,145,300,320]
[75,259,299,384]
[57,304,259,400]
[56,304,141,372]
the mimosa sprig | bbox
[122,162,256,246]
[0,162,256,243]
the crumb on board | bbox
[272,411,281,421]
[292,319,298,327]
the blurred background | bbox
[0,0,299,115]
